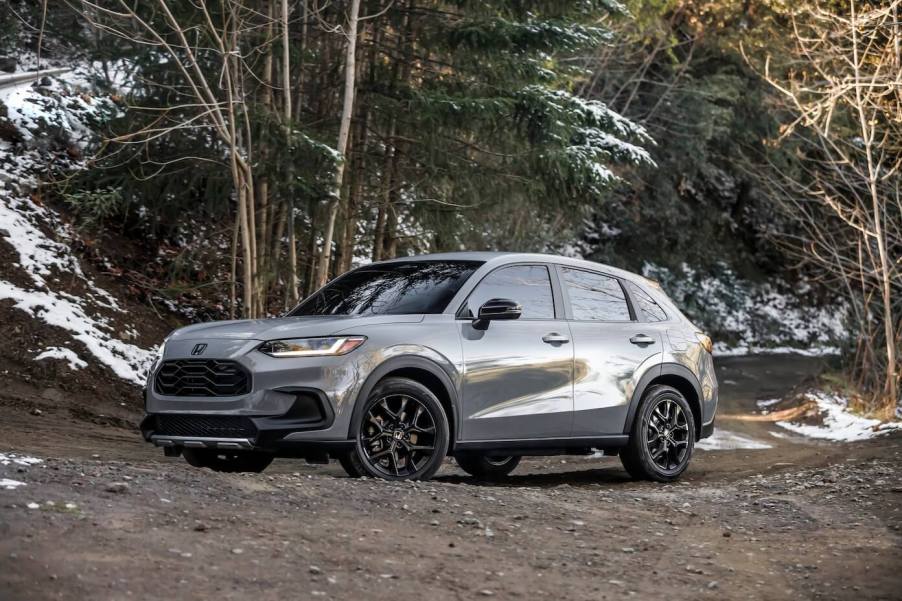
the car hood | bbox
[167,314,425,341]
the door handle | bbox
[630,334,655,345]
[542,333,570,344]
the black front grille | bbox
[154,359,251,397]
[155,414,257,438]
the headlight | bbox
[258,336,366,357]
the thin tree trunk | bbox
[229,208,239,319]
[372,118,396,262]
[281,0,292,120]
[288,204,298,304]
[294,0,308,122]
[316,0,361,287]
[263,1,274,108]
[258,179,269,311]
[305,198,319,294]
[850,0,897,413]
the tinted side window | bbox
[466,265,555,319]
[627,281,667,322]
[561,268,631,321]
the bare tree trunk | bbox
[294,0,308,122]
[229,209,239,319]
[316,0,361,287]
[279,0,299,304]
[850,0,897,411]
[281,0,292,120]
[263,1,274,108]
[372,118,395,262]
[288,204,298,304]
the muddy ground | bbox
[1,354,900,601]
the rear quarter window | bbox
[627,281,668,322]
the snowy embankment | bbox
[0,70,153,385]
[643,263,844,356]
[765,392,902,442]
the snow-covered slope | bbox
[642,263,844,355]
[0,72,153,385]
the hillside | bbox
[0,64,181,431]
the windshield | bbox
[290,261,482,316]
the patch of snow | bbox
[696,429,773,451]
[0,453,43,466]
[26,501,40,509]
[756,398,782,409]
[715,344,839,357]
[0,479,27,490]
[35,346,88,370]
[776,391,902,442]
[0,282,152,385]
[0,73,152,386]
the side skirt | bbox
[454,435,628,457]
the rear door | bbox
[556,266,663,436]
[458,264,574,441]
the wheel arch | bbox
[347,356,459,452]
[624,363,703,440]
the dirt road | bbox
[1,354,900,600]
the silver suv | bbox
[141,252,717,482]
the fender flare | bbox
[622,362,703,435]
[346,355,460,442]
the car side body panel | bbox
[569,322,663,436]
[457,318,574,440]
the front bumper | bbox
[141,388,353,456]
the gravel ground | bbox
[1,355,900,601]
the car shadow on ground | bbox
[435,465,636,488]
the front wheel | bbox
[455,453,521,480]
[341,377,450,481]
[620,385,695,482]
[183,449,274,473]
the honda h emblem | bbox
[191,343,207,356]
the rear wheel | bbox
[341,377,450,481]
[182,449,274,473]
[620,385,695,482]
[455,453,520,480]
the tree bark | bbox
[316,0,361,287]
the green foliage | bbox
[579,0,794,278]
[62,187,124,233]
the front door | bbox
[458,264,574,441]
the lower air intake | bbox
[154,415,257,439]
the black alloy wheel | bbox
[620,385,695,482]
[454,453,521,480]
[646,397,691,470]
[341,377,449,480]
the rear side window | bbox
[627,281,667,322]
[561,268,631,321]
[464,265,555,319]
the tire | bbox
[344,377,450,481]
[182,449,274,473]
[620,385,695,482]
[454,453,520,480]
[337,452,364,478]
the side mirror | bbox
[473,298,522,329]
